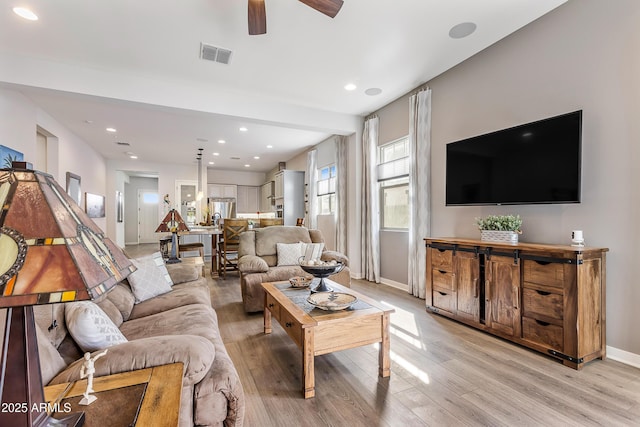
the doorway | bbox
[138,190,159,244]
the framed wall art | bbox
[66,172,81,206]
[85,192,105,218]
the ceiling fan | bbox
[248,0,344,35]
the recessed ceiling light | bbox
[244,164,250,168]
[208,161,214,165]
[253,156,260,160]
[213,152,220,156]
[266,145,273,149]
[218,139,226,144]
[239,127,248,132]
[106,127,117,133]
[449,22,477,39]
[13,7,38,21]
[365,88,382,96]
[129,155,138,159]
[344,83,357,91]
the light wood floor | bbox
[128,244,640,426]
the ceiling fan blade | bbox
[248,0,267,35]
[298,0,344,18]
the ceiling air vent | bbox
[200,43,232,65]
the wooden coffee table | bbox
[262,279,394,398]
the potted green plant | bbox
[248,219,255,229]
[475,215,522,243]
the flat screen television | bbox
[445,110,582,206]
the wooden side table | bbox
[44,363,183,426]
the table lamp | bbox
[0,163,135,426]
[155,209,189,264]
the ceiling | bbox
[0,0,566,173]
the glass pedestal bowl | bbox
[298,258,345,293]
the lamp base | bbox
[1,307,86,427]
[165,232,182,264]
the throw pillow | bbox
[302,242,324,262]
[128,252,173,303]
[276,242,304,266]
[65,301,128,352]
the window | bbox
[317,164,336,214]
[378,138,409,230]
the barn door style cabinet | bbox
[425,238,608,369]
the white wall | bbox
[0,88,108,232]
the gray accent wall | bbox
[391,0,638,355]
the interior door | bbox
[138,190,159,244]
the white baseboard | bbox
[125,241,138,246]
[606,346,640,369]
[380,277,409,292]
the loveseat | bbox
[237,226,350,312]
[30,259,244,427]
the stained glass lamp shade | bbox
[155,209,189,264]
[0,165,135,426]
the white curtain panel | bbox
[335,135,348,255]
[408,89,432,298]
[306,149,318,230]
[360,116,380,283]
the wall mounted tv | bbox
[446,110,582,206]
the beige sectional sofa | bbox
[31,262,244,427]
[237,226,351,312]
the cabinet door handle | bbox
[514,286,519,310]
[285,322,292,328]
[438,291,448,296]
[535,319,550,327]
[438,269,447,274]
[536,290,551,296]
[268,303,274,308]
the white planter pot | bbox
[480,230,519,244]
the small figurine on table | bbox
[79,349,108,405]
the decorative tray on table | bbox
[307,292,357,311]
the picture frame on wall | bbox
[85,192,105,218]
[66,172,81,206]
[0,145,24,168]
[116,190,124,223]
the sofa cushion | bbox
[255,226,312,261]
[238,230,256,257]
[166,263,200,284]
[106,282,136,321]
[65,301,128,352]
[276,242,304,266]
[35,323,67,385]
[302,242,324,261]
[50,335,215,387]
[96,298,124,327]
[128,252,173,303]
[120,304,219,344]
[238,255,269,273]
[128,279,211,320]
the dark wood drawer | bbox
[433,287,455,313]
[432,268,454,290]
[522,316,563,351]
[522,287,563,322]
[430,248,453,270]
[523,259,565,288]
